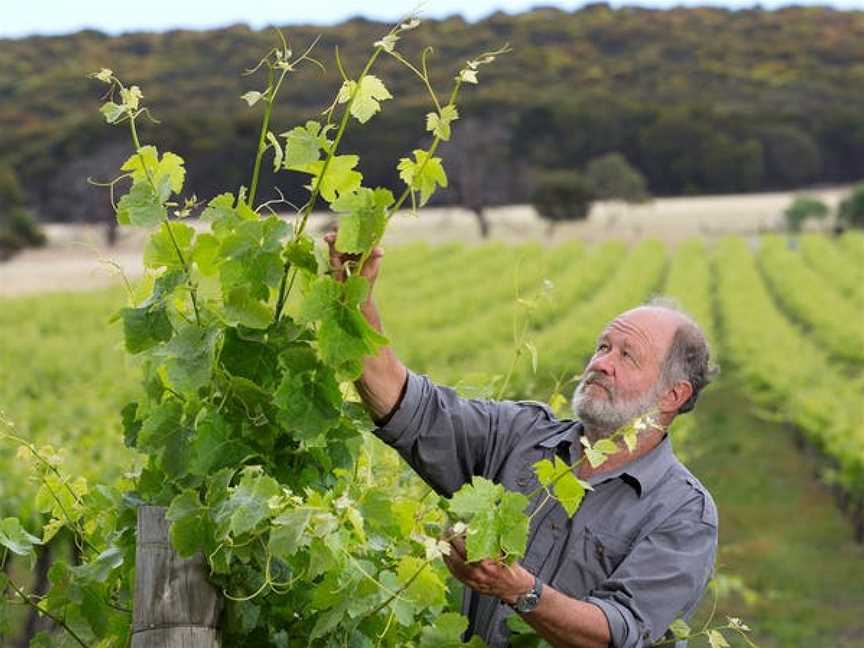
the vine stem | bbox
[355,527,462,625]
[272,45,386,324]
[0,420,99,553]
[6,574,90,648]
[127,103,202,325]
[247,65,277,208]
[523,414,659,503]
[364,555,431,620]
[352,79,464,278]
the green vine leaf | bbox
[273,345,342,440]
[426,105,459,141]
[144,221,196,270]
[397,555,446,607]
[121,145,186,201]
[669,618,691,639]
[268,509,312,559]
[397,149,448,207]
[338,75,393,123]
[298,276,388,380]
[188,411,255,477]
[116,182,166,227]
[332,187,394,254]
[119,303,173,353]
[217,467,282,537]
[532,457,590,517]
[166,489,212,558]
[289,154,363,203]
[0,517,42,556]
[420,612,487,647]
[580,436,609,468]
[449,477,529,561]
[280,121,329,167]
[707,629,731,648]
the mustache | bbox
[581,372,613,396]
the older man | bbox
[329,235,719,648]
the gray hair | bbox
[643,296,719,415]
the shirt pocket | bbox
[553,525,630,597]
[585,525,632,577]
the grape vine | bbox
[0,18,758,648]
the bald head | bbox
[613,305,691,360]
[623,298,717,414]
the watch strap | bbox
[511,575,542,613]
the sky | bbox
[2,0,863,38]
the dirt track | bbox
[0,187,849,298]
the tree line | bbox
[1,4,863,226]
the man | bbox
[326,234,719,648]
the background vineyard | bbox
[1,231,863,646]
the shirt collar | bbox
[537,421,676,498]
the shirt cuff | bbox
[584,595,629,648]
[372,371,409,427]
[375,369,424,445]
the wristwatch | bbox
[510,575,543,613]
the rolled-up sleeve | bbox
[376,370,542,496]
[584,495,718,647]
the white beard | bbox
[571,373,658,434]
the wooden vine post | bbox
[132,506,222,647]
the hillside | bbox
[2,5,864,221]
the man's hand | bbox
[442,534,535,605]
[323,230,383,292]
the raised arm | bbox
[323,231,407,422]
[323,232,548,496]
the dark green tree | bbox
[584,153,649,203]
[531,169,594,233]
[838,184,864,229]
[783,195,829,233]
[759,125,822,188]
[0,164,45,260]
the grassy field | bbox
[1,233,863,646]
[687,382,864,647]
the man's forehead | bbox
[601,307,680,352]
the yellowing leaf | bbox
[397,555,446,607]
[707,630,730,648]
[594,438,619,454]
[426,105,460,141]
[397,149,448,207]
[338,75,393,124]
[289,154,363,203]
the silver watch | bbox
[511,575,542,613]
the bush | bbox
[531,169,594,228]
[0,164,46,260]
[783,195,829,233]
[838,184,864,229]
[584,153,649,203]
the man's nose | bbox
[586,353,614,377]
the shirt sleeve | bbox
[375,370,548,496]
[584,494,718,648]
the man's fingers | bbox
[449,535,467,560]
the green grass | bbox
[685,380,864,648]
[2,241,864,646]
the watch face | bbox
[515,590,540,613]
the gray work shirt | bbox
[377,371,718,648]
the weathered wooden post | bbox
[132,506,222,648]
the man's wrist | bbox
[502,568,538,606]
[507,574,543,613]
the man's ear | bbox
[658,380,693,415]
